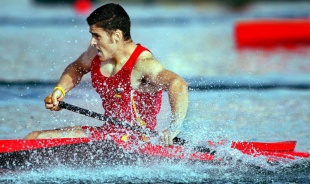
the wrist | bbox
[54,86,66,97]
[167,121,182,133]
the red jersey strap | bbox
[124,44,150,71]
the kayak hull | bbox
[0,138,309,169]
[0,139,176,169]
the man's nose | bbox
[90,37,96,47]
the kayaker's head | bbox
[86,3,131,42]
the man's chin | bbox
[98,56,109,62]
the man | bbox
[25,3,188,146]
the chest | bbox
[100,61,123,77]
[93,58,160,93]
[98,61,141,89]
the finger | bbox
[45,95,53,109]
[164,134,170,146]
[44,95,52,104]
[159,133,167,145]
[159,134,164,145]
[51,106,61,111]
[52,96,58,106]
[168,136,173,145]
[45,103,54,109]
[52,90,62,106]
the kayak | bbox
[1,135,309,169]
[234,19,310,48]
[2,102,308,169]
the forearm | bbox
[57,53,90,93]
[45,60,89,110]
[56,61,89,94]
[140,60,188,144]
[168,78,188,130]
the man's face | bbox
[89,25,117,61]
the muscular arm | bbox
[156,70,188,125]
[46,46,97,110]
[135,58,188,144]
[57,50,93,92]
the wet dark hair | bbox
[87,3,131,41]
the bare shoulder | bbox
[134,50,185,84]
[134,50,165,77]
[132,49,187,90]
[75,46,97,71]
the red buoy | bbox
[74,0,92,15]
[234,19,310,49]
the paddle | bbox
[58,101,188,146]
[58,101,215,154]
[56,101,298,155]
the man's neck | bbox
[113,40,136,65]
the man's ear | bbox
[113,30,122,43]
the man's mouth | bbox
[97,49,102,56]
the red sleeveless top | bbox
[91,44,163,130]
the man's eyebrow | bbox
[89,31,99,36]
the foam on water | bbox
[1,84,310,183]
[1,153,309,183]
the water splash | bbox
[1,154,309,183]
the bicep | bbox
[69,46,96,74]
[138,59,179,90]
[155,70,184,90]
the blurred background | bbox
[1,0,310,84]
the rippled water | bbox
[1,84,310,183]
[2,161,309,183]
